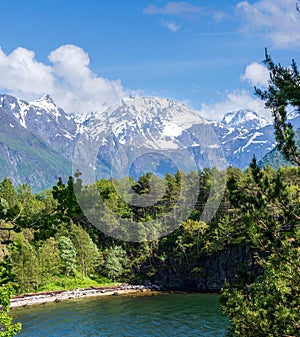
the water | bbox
[13,293,229,337]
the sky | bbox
[0,0,300,121]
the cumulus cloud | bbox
[0,45,129,114]
[0,47,54,96]
[236,0,300,48]
[48,45,91,83]
[198,90,271,122]
[241,62,270,87]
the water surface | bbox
[13,292,228,336]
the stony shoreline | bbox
[10,284,158,308]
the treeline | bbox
[0,163,298,290]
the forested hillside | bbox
[0,163,297,289]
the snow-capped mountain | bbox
[0,94,72,191]
[74,97,277,181]
[221,109,268,128]
[214,110,275,168]
[74,96,226,181]
[0,93,293,191]
[0,94,79,159]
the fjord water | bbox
[14,293,228,336]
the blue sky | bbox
[0,0,299,120]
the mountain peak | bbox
[108,96,206,125]
[30,94,56,108]
[222,109,269,128]
[29,94,65,122]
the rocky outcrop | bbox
[147,245,262,293]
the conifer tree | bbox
[255,49,300,165]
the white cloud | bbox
[198,89,271,122]
[48,45,91,83]
[0,45,129,114]
[143,2,204,16]
[236,0,300,48]
[0,47,54,96]
[241,62,270,87]
[164,21,181,32]
[143,2,224,29]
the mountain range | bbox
[0,93,298,192]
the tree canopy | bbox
[220,51,300,337]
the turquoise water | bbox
[13,293,228,336]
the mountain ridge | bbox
[1,93,296,191]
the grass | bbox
[39,275,116,292]
[18,274,117,295]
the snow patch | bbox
[17,99,29,128]
[241,132,266,152]
[162,121,183,137]
[64,133,73,140]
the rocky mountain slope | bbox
[75,97,277,180]
[1,93,298,192]
[0,94,73,191]
[74,96,226,182]
[214,109,276,168]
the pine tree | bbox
[255,49,300,165]
[221,158,300,336]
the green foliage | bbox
[69,224,101,279]
[222,239,299,337]
[10,231,39,292]
[175,219,208,262]
[0,287,21,337]
[57,236,76,277]
[255,49,300,165]
[0,179,19,222]
[37,275,115,292]
[104,246,129,281]
[36,238,61,286]
[221,157,300,336]
[52,176,82,219]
